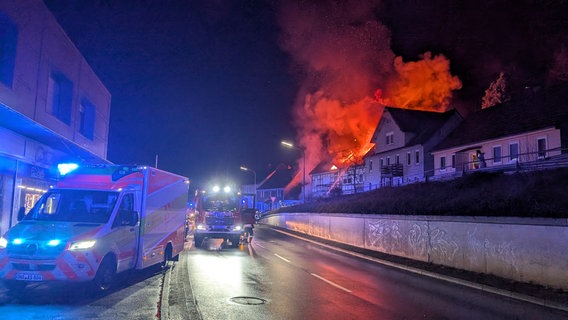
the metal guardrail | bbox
[430,148,568,181]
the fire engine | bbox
[0,164,189,293]
[193,184,254,248]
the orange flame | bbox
[382,52,462,112]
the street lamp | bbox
[281,140,306,203]
[240,166,257,210]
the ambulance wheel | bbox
[94,256,116,292]
[194,235,204,248]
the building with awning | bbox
[0,0,111,233]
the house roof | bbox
[433,85,568,151]
[257,164,294,190]
[375,107,461,147]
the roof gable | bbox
[373,106,461,147]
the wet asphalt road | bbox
[163,225,568,320]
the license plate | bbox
[15,273,43,281]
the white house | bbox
[431,86,568,179]
[364,107,462,188]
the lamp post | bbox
[240,166,257,210]
[281,141,306,203]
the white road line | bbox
[274,253,291,263]
[255,243,266,249]
[311,273,352,293]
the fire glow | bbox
[278,1,462,192]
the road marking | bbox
[274,253,291,263]
[311,273,352,293]
[255,243,266,249]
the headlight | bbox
[0,237,7,248]
[47,239,62,247]
[233,225,242,231]
[69,240,96,250]
[196,224,206,230]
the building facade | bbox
[431,87,568,179]
[0,0,111,235]
[364,107,462,189]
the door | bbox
[110,192,139,272]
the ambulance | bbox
[0,164,189,293]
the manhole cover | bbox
[229,296,267,305]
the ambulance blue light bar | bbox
[57,163,79,176]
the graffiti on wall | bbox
[466,227,519,274]
[367,220,459,262]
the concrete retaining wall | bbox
[263,213,568,290]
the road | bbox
[165,225,568,320]
[0,225,566,320]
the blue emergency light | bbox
[57,163,79,176]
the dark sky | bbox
[44,0,567,187]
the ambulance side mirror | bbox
[17,207,25,221]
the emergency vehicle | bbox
[193,185,252,248]
[0,164,189,293]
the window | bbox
[415,150,420,164]
[80,98,96,140]
[386,132,394,145]
[380,158,384,168]
[47,71,73,125]
[451,154,456,168]
[369,160,373,172]
[537,138,546,158]
[396,154,400,164]
[406,152,411,165]
[387,157,390,165]
[492,146,502,163]
[0,11,18,88]
[440,156,446,170]
[509,143,519,162]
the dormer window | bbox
[386,132,394,145]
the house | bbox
[310,161,367,198]
[364,107,463,188]
[255,164,301,211]
[0,1,111,234]
[431,86,568,179]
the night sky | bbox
[44,0,568,188]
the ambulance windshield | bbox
[24,190,119,223]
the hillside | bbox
[278,168,568,218]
